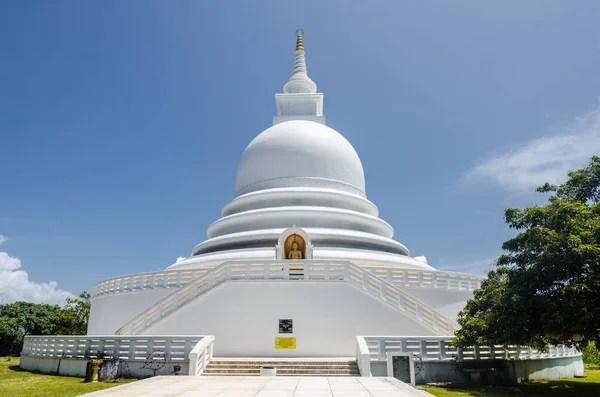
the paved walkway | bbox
[82,376,433,397]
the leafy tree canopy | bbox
[455,156,600,350]
[0,292,91,356]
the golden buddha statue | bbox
[287,241,303,260]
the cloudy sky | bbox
[1,1,600,303]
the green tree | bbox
[0,292,91,355]
[50,292,91,335]
[0,302,59,356]
[455,156,600,350]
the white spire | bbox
[283,31,317,94]
[274,30,325,125]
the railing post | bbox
[420,340,428,359]
[378,340,386,361]
[245,264,250,280]
[457,347,463,361]
[380,280,386,300]
[98,340,105,357]
[474,345,480,360]
[439,340,446,360]
[324,262,330,280]
[361,272,368,291]
[403,271,408,286]
[283,262,289,280]
[113,339,120,359]
[128,340,135,360]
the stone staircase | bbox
[203,358,360,376]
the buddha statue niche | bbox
[288,241,303,260]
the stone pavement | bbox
[82,375,434,397]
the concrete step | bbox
[209,361,357,366]
[202,373,359,377]
[204,368,359,375]
[206,363,358,369]
[202,358,360,377]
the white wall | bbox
[515,355,585,380]
[144,281,439,357]
[402,288,474,323]
[88,289,172,335]
[19,356,187,378]
[20,356,88,377]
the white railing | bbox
[188,335,215,376]
[361,336,581,362]
[93,265,484,298]
[356,336,372,377]
[93,269,210,297]
[116,260,459,336]
[21,335,208,363]
[368,267,483,291]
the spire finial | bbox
[295,29,304,51]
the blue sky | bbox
[1,1,600,304]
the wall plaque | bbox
[275,338,296,349]
[279,319,293,333]
[386,353,415,386]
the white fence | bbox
[369,267,482,291]
[93,264,483,298]
[116,260,458,336]
[359,336,580,362]
[21,335,213,376]
[188,335,215,376]
[93,269,209,297]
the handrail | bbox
[355,336,371,377]
[188,336,214,375]
[360,336,581,362]
[115,260,459,336]
[93,264,484,298]
[21,335,206,362]
[93,268,210,297]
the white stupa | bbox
[88,32,483,357]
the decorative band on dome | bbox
[234,176,366,198]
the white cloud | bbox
[462,104,600,194]
[0,235,74,305]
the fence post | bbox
[420,340,428,359]
[439,340,446,360]
[378,340,386,361]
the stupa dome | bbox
[234,120,366,197]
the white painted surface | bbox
[234,120,365,197]
[515,355,584,380]
[88,288,172,335]
[80,376,432,397]
[361,336,580,362]
[398,288,476,323]
[144,282,438,357]
[20,356,88,377]
[117,261,457,337]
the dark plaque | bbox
[391,355,412,384]
[279,319,293,334]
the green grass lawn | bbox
[0,357,131,397]
[424,364,600,397]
